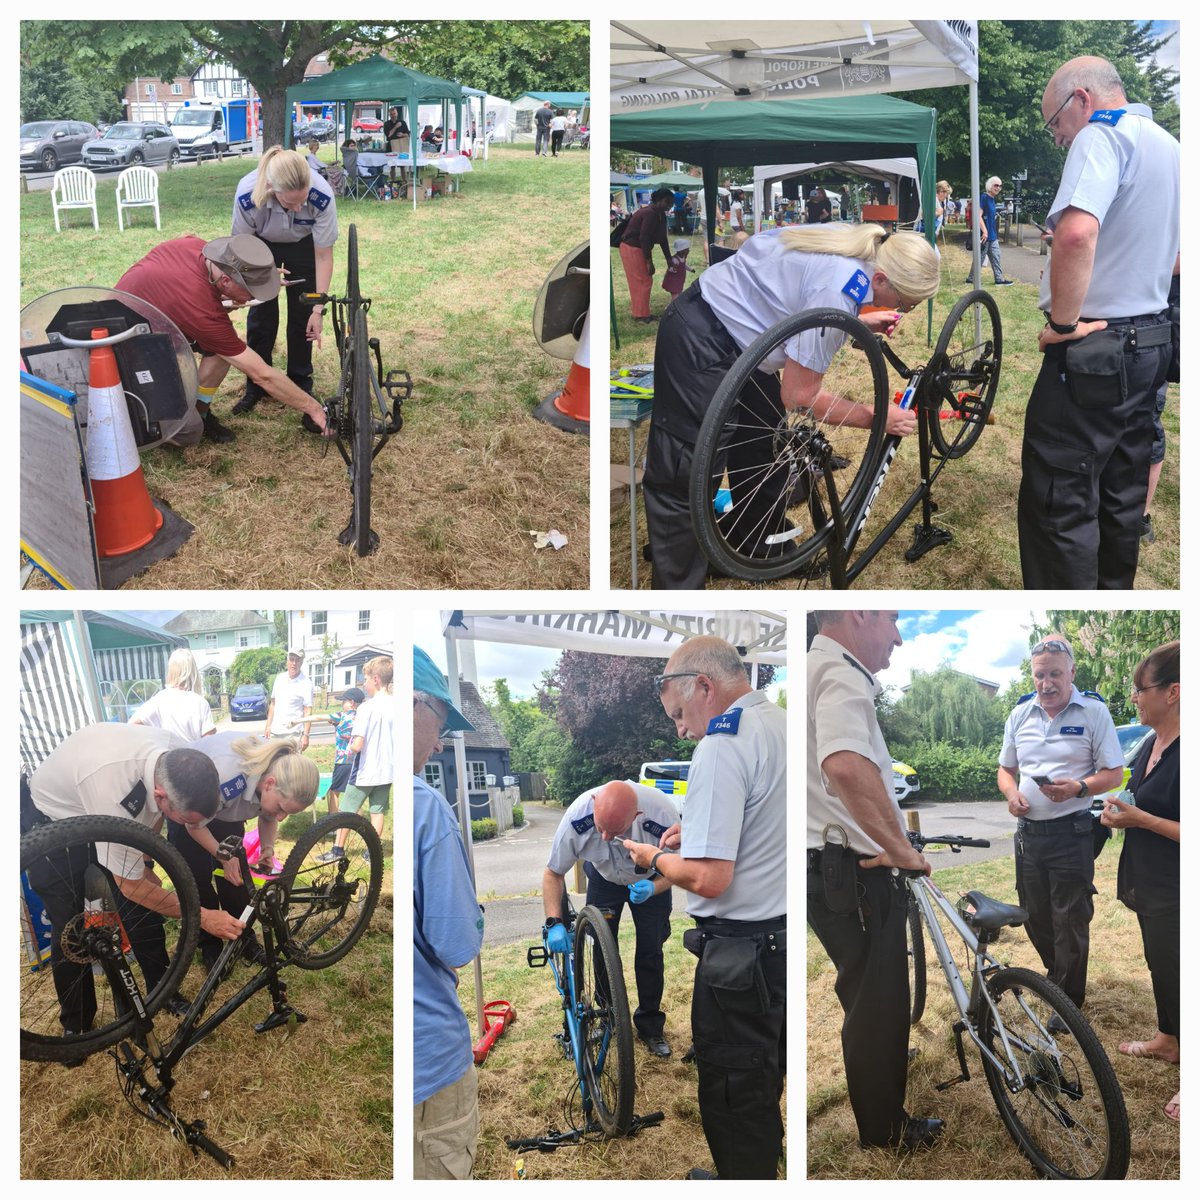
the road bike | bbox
[20,811,383,1166]
[899,831,1129,1179]
[507,892,662,1151]
[690,290,1002,586]
[301,223,412,557]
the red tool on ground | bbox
[473,1000,516,1064]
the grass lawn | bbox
[20,808,393,1179]
[807,838,1179,1180]
[21,145,589,589]
[610,236,1179,590]
[460,903,787,1180]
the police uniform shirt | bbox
[1039,104,1179,317]
[699,229,874,372]
[29,724,182,880]
[807,633,901,854]
[232,168,338,247]
[999,685,1123,821]
[680,690,786,920]
[547,782,680,887]
[185,731,267,824]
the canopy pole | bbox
[968,78,980,290]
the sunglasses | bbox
[653,671,701,695]
[1032,639,1073,658]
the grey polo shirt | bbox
[680,689,786,920]
[999,686,1123,820]
[547,782,680,887]
[232,168,338,247]
[186,730,266,824]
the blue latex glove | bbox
[628,879,656,905]
[546,922,572,953]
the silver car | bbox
[82,121,180,169]
[20,120,99,171]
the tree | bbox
[229,646,286,690]
[272,610,288,647]
[889,667,1006,750]
[485,678,572,798]
[20,60,123,125]
[317,633,341,706]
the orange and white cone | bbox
[534,309,590,433]
[84,327,162,557]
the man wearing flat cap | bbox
[116,233,329,443]
[412,646,484,1179]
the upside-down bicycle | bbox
[301,223,412,556]
[900,830,1129,1179]
[507,892,663,1151]
[20,811,383,1166]
[690,290,1002,586]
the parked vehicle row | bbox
[21,119,181,171]
[20,120,99,171]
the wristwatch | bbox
[544,916,563,929]
[1075,780,1090,799]
[648,850,667,877]
[1047,317,1078,335]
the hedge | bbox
[471,818,498,841]
[890,741,1004,803]
[512,805,525,828]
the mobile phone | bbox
[1033,775,1053,785]
[1032,220,1048,233]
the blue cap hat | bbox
[413,646,474,732]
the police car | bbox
[1090,723,1153,810]
[892,760,921,804]
[639,761,689,800]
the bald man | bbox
[543,779,682,1056]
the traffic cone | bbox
[534,309,589,434]
[84,327,163,557]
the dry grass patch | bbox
[807,841,1179,1179]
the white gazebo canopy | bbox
[751,156,920,232]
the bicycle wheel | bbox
[572,905,635,1137]
[349,306,375,556]
[691,308,890,582]
[906,894,926,1025]
[927,289,1002,460]
[276,812,383,969]
[978,967,1130,1179]
[20,816,200,1063]
[345,223,360,309]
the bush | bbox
[472,818,498,842]
[889,741,1003,803]
[512,805,525,828]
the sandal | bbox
[1118,1040,1180,1064]
[1164,1092,1180,1122]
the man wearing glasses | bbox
[1019,55,1179,589]
[997,637,1123,1015]
[412,647,484,1179]
[622,636,785,1179]
[542,778,681,1057]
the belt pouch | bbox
[1065,329,1127,409]
[699,935,770,1013]
[682,926,707,958]
[821,840,859,915]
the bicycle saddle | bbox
[958,890,1028,932]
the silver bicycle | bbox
[901,831,1129,1179]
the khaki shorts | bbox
[414,1063,479,1179]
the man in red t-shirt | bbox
[116,235,329,443]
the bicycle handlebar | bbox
[907,832,992,850]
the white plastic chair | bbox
[115,165,160,231]
[50,166,98,232]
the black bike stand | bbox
[337,517,379,555]
[506,1110,665,1153]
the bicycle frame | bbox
[546,934,612,1125]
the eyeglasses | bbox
[1043,92,1075,136]
[416,695,453,737]
[1130,683,1170,699]
[653,671,701,695]
[1031,639,1073,658]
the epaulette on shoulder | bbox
[1017,691,1036,704]
[842,653,875,687]
[1082,690,1105,703]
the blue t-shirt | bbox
[413,775,484,1103]
[980,192,999,241]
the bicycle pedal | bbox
[384,369,413,400]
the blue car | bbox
[230,683,268,721]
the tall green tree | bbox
[485,677,571,792]
[885,666,1005,750]
[20,60,123,125]
[229,646,286,689]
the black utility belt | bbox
[1017,811,1092,832]
[693,914,786,936]
[1088,322,1172,352]
[806,847,872,871]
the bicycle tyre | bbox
[906,894,926,1025]
[277,812,383,969]
[350,306,374,556]
[345,223,360,309]
[690,307,891,582]
[978,966,1129,1179]
[573,905,635,1137]
[928,289,1002,460]
[20,816,200,1063]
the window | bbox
[311,611,327,635]
[230,79,244,96]
[423,762,445,796]
[237,629,260,649]
[467,761,488,791]
[311,663,327,687]
[635,156,654,173]
[203,80,220,96]
[145,83,157,97]
[205,633,217,648]
[170,83,182,95]
[358,610,370,632]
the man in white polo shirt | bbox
[264,647,314,750]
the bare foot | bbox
[1118,1034,1180,1064]
[1164,1092,1180,1122]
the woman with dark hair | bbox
[1101,639,1180,1122]
[618,187,675,323]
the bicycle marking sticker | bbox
[220,773,248,802]
[119,781,147,818]
[706,708,742,736]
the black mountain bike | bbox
[302,223,412,556]
[690,290,1002,586]
[20,812,383,1166]
[507,893,662,1151]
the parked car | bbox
[892,760,921,804]
[352,116,383,133]
[230,683,269,721]
[1090,723,1153,810]
[639,760,689,800]
[82,121,179,169]
[20,120,99,171]
[296,118,337,143]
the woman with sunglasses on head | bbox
[1101,640,1180,1122]
[644,223,940,589]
